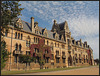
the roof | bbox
[11,18,65,42]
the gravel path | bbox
[17,66,99,75]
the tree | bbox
[94,59,99,65]
[19,54,36,64]
[1,1,23,70]
[1,40,10,70]
[30,38,51,69]
[1,1,24,36]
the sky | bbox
[19,1,99,59]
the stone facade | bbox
[2,17,94,71]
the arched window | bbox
[51,42,53,50]
[18,33,20,39]
[34,37,35,43]
[26,36,31,47]
[55,43,56,47]
[38,38,39,43]
[19,44,22,51]
[15,32,17,39]
[15,43,18,50]
[21,34,23,40]
[36,38,37,43]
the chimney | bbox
[54,20,57,25]
[31,17,34,32]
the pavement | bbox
[16,66,99,75]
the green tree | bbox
[1,1,23,70]
[19,54,36,70]
[19,55,35,63]
[1,40,10,70]
[1,1,24,36]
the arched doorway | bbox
[68,55,72,66]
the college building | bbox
[2,17,94,71]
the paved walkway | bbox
[17,66,99,75]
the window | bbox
[62,44,65,49]
[21,34,23,40]
[5,30,8,37]
[76,59,78,63]
[38,38,39,43]
[56,58,59,63]
[34,48,39,53]
[26,40,30,47]
[15,32,17,39]
[19,44,22,51]
[55,43,56,47]
[36,38,37,43]
[26,51,30,55]
[34,37,35,43]
[84,59,85,63]
[51,42,53,50]
[56,51,59,56]
[63,59,65,63]
[15,43,18,50]
[14,55,17,63]
[18,33,20,39]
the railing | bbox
[55,54,61,58]
[14,50,23,54]
[62,55,66,58]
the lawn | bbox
[1,65,98,75]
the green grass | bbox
[1,65,98,75]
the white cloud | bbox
[19,1,99,59]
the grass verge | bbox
[1,65,99,75]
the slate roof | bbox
[10,18,65,42]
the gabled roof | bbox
[10,18,65,42]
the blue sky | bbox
[19,1,99,59]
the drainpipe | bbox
[9,28,13,71]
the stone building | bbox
[2,17,94,71]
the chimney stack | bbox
[31,17,34,32]
[54,20,57,25]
